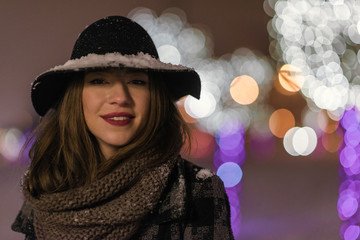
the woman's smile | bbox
[101,112,135,126]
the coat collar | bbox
[152,158,188,224]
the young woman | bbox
[12,16,234,239]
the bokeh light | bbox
[283,127,300,156]
[293,127,317,156]
[283,126,318,156]
[157,44,181,64]
[344,225,360,240]
[217,162,243,188]
[318,110,339,134]
[184,91,217,119]
[321,132,342,153]
[0,128,26,162]
[340,146,357,168]
[176,99,197,124]
[230,75,259,105]
[278,64,304,92]
[269,108,295,138]
[338,108,360,238]
[338,194,359,219]
[267,0,360,114]
[341,109,360,131]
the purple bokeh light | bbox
[344,225,360,240]
[344,128,360,147]
[340,146,357,168]
[213,118,245,239]
[341,110,360,131]
[213,148,246,168]
[338,196,359,219]
[338,108,360,239]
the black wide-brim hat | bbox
[31,16,201,116]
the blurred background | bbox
[2,0,360,239]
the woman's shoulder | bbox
[179,158,234,239]
[11,200,36,239]
[180,158,227,199]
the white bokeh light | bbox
[157,44,181,64]
[283,127,300,156]
[184,91,217,119]
[0,128,25,161]
[267,0,360,115]
[283,126,317,156]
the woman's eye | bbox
[129,80,147,85]
[89,78,106,85]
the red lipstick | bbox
[101,112,134,126]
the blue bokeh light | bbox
[217,162,243,188]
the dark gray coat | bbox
[12,160,234,240]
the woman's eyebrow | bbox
[85,70,108,76]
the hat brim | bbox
[31,53,201,116]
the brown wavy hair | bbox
[25,70,191,196]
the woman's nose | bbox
[107,82,133,105]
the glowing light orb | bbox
[341,109,360,131]
[283,127,300,156]
[340,146,357,168]
[283,126,317,156]
[293,127,317,156]
[0,128,25,161]
[230,75,259,105]
[344,225,360,240]
[321,132,342,153]
[317,110,339,133]
[269,108,295,138]
[184,91,216,118]
[217,132,245,152]
[344,128,360,147]
[216,162,243,188]
[278,64,304,92]
[338,196,359,219]
[157,44,181,64]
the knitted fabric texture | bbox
[23,153,178,240]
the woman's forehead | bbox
[85,68,148,75]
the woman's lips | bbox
[101,112,134,126]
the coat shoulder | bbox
[181,159,234,240]
[11,200,36,239]
[182,159,226,194]
[182,159,229,212]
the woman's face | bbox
[82,69,150,159]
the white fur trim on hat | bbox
[47,52,193,73]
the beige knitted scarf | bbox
[23,153,178,240]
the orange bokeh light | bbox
[269,108,296,138]
[318,110,339,133]
[321,132,342,153]
[278,64,304,93]
[230,75,259,105]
